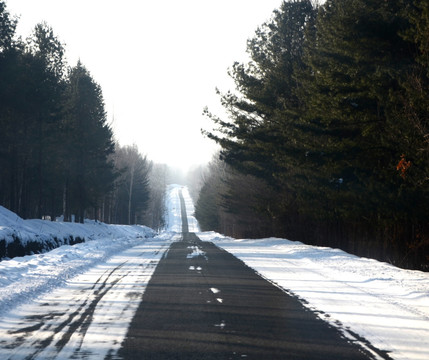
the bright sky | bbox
[6,0,284,171]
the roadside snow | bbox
[181,186,200,232]
[0,227,156,315]
[0,205,154,247]
[0,184,185,359]
[0,232,180,359]
[0,184,192,320]
[199,233,429,360]
[165,184,183,232]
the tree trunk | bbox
[128,167,134,225]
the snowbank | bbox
[0,205,155,259]
[0,225,158,317]
[0,184,181,325]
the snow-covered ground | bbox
[0,218,158,315]
[0,232,180,359]
[0,187,183,359]
[198,232,429,360]
[0,184,428,360]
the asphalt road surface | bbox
[118,192,380,360]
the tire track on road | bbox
[6,261,129,359]
[0,239,173,360]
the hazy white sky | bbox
[6,0,284,170]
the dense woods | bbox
[0,2,163,227]
[198,0,429,270]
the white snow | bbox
[164,184,200,232]
[214,320,226,329]
[186,245,206,259]
[0,232,180,359]
[0,205,153,248]
[181,186,200,232]
[0,184,428,360]
[0,212,159,315]
[189,266,202,271]
[199,232,429,360]
[0,186,183,359]
[164,184,183,232]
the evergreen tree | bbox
[24,23,67,218]
[143,163,167,230]
[111,144,151,225]
[391,0,429,187]
[0,1,19,212]
[302,0,415,223]
[0,2,119,224]
[62,62,115,222]
[195,157,225,232]
[203,0,316,235]
[202,0,429,268]
[205,0,315,187]
[0,0,16,52]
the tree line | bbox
[0,2,164,227]
[197,0,429,270]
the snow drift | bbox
[0,205,155,260]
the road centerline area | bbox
[118,192,377,360]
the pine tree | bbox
[302,0,415,222]
[392,0,429,187]
[24,23,67,218]
[204,0,315,186]
[110,144,151,225]
[0,1,16,52]
[203,0,316,235]
[62,62,115,222]
[0,1,19,212]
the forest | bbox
[0,1,165,229]
[196,0,429,271]
[2,0,429,271]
